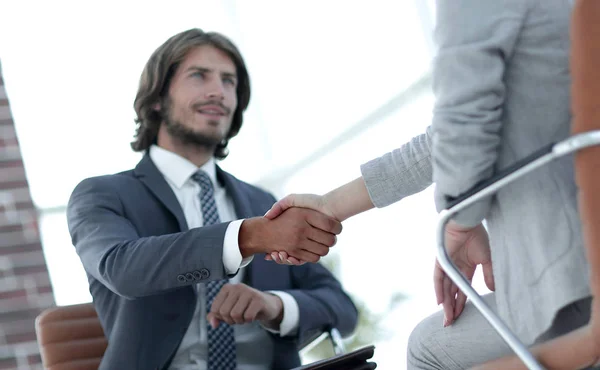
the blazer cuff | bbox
[223,219,253,275]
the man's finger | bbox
[230,293,252,324]
[308,228,337,248]
[286,256,305,265]
[277,252,294,265]
[209,286,230,316]
[292,248,321,263]
[244,299,263,322]
[206,312,220,329]
[306,212,343,235]
[217,291,240,325]
[299,240,329,259]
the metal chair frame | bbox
[299,327,346,358]
[436,131,600,370]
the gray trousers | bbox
[407,294,594,370]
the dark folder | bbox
[292,345,376,370]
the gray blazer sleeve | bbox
[431,0,527,227]
[360,126,433,208]
[67,177,230,299]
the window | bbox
[2,1,469,368]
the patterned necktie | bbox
[191,170,237,370]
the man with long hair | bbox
[67,28,357,370]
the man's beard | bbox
[162,96,224,149]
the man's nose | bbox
[205,81,225,100]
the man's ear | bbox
[153,102,161,111]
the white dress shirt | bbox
[148,146,299,370]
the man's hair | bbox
[131,28,251,159]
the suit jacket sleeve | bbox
[284,263,358,344]
[431,0,528,226]
[67,176,230,299]
[360,126,433,208]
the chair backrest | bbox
[475,1,600,368]
[35,303,107,370]
[36,303,348,369]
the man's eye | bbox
[223,77,236,86]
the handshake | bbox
[238,194,342,265]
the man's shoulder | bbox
[220,170,276,202]
[71,169,139,197]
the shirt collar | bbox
[149,145,217,189]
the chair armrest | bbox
[445,142,554,209]
[445,132,600,211]
[299,327,346,358]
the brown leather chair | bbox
[436,0,600,368]
[35,303,373,370]
[35,303,107,370]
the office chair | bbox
[35,302,375,370]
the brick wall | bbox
[0,61,55,369]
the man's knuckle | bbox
[328,218,336,230]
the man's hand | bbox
[239,207,341,263]
[263,194,337,265]
[434,221,495,327]
[206,283,283,330]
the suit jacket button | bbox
[192,270,202,280]
[200,268,210,279]
[185,273,194,282]
[177,274,186,283]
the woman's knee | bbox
[407,312,446,370]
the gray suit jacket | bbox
[362,0,589,344]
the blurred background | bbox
[0,1,492,368]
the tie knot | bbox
[191,170,214,192]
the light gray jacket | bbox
[361,0,588,344]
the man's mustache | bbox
[193,101,232,115]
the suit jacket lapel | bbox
[134,153,189,231]
[216,166,269,287]
[216,166,255,219]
